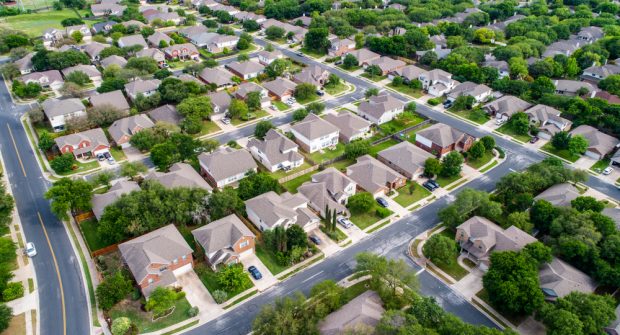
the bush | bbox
[212,290,228,304]
[111,317,132,335]
[50,154,76,173]
[427,98,441,106]
[145,287,185,318]
[187,306,199,317]
[495,146,505,158]
[96,272,133,311]
[376,207,391,218]
[2,282,23,302]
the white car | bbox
[25,242,36,257]
[337,217,353,229]
[221,118,231,125]
[603,166,613,175]
[495,118,506,126]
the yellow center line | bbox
[6,124,27,177]
[37,212,66,335]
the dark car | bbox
[423,180,440,191]
[316,90,325,96]
[309,234,321,245]
[443,100,453,108]
[376,197,389,207]
[529,137,539,144]
[248,266,262,280]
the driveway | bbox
[451,267,483,299]
[310,228,341,257]
[240,253,278,291]
[122,146,145,162]
[176,270,224,320]
[339,222,367,243]
[381,195,408,217]
[574,156,597,170]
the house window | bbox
[182,255,187,260]
[159,266,168,272]
[239,240,249,248]
[148,278,154,284]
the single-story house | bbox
[118,34,148,49]
[539,258,596,301]
[163,43,200,61]
[570,125,620,159]
[147,31,172,47]
[91,3,126,17]
[346,155,406,197]
[124,79,161,101]
[377,141,434,180]
[54,127,110,159]
[257,50,283,66]
[208,91,232,115]
[92,180,140,220]
[319,290,385,335]
[388,64,426,82]
[145,162,212,191]
[357,93,405,125]
[89,90,130,113]
[65,24,92,41]
[100,55,127,68]
[62,64,102,84]
[415,123,475,157]
[292,64,330,87]
[42,98,86,131]
[534,183,581,207]
[19,70,64,91]
[446,81,492,104]
[581,64,620,82]
[198,147,258,188]
[199,67,234,89]
[147,104,182,126]
[14,53,34,74]
[554,80,598,97]
[225,60,265,80]
[345,48,381,67]
[136,48,166,65]
[483,95,532,121]
[261,78,296,101]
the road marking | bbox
[301,270,324,283]
[6,124,27,177]
[37,212,66,335]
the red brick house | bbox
[54,128,110,159]
[414,123,475,157]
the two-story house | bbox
[323,111,372,143]
[414,123,475,157]
[525,104,572,140]
[418,69,457,96]
[290,114,340,153]
[108,114,155,148]
[298,167,356,217]
[54,128,110,159]
[124,79,161,101]
[246,191,320,232]
[42,98,86,131]
[163,43,200,61]
[247,129,304,172]
[346,155,406,197]
[198,147,258,188]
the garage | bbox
[172,263,193,276]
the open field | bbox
[0,9,88,36]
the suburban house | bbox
[543,39,581,58]
[65,24,92,41]
[293,64,330,87]
[257,50,283,66]
[108,114,155,148]
[136,48,166,66]
[145,162,212,191]
[483,60,510,78]
[91,3,126,17]
[54,128,110,159]
[192,214,256,270]
[207,91,232,115]
[414,123,475,157]
[377,141,434,180]
[328,37,355,57]
[483,95,532,121]
[298,167,356,217]
[42,28,64,47]
[100,55,127,68]
[539,258,596,301]
[570,125,620,159]
[291,15,312,27]
[262,78,297,101]
[577,26,604,43]
[323,112,372,143]
[89,90,130,113]
[247,129,304,172]
[189,32,238,53]
[83,42,108,62]
[92,180,140,220]
[581,64,620,82]
[446,82,492,104]
[19,70,64,91]
[144,11,184,25]
[199,67,234,89]
[198,147,258,188]
[163,43,200,61]
[234,82,268,104]
[319,290,385,335]
[91,21,116,34]
[419,69,457,96]
[554,80,598,97]
[260,19,307,43]
[14,53,34,74]
[595,90,620,104]
[234,11,266,23]
[117,34,148,49]
[42,98,86,131]
[225,60,265,80]
[357,93,405,125]
[124,79,161,101]
[525,104,572,140]
[62,64,102,84]
[147,31,172,47]
[345,48,381,67]
[388,64,426,82]
[179,25,209,38]
[346,155,406,197]
[456,216,537,270]
[290,114,340,153]
[121,20,147,29]
[246,191,320,232]
[534,183,581,207]
[369,56,406,76]
[147,104,182,126]
[118,225,194,296]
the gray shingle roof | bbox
[290,113,339,141]
[198,147,257,182]
[358,93,405,121]
[124,79,161,97]
[118,34,148,49]
[483,95,532,117]
[92,180,140,220]
[192,214,254,254]
[108,114,155,143]
[323,112,371,142]
[62,64,101,78]
[534,183,581,207]
[147,31,172,46]
[90,90,130,111]
[539,258,596,298]
[570,125,620,156]
[42,98,84,118]
[377,141,433,178]
[247,129,302,167]
[100,55,127,68]
[207,91,232,113]
[226,60,265,76]
[346,155,405,194]
[199,67,234,86]
[54,127,109,153]
[261,78,296,97]
[145,162,212,191]
[246,191,316,229]
[319,290,385,335]
[147,104,182,125]
[415,123,471,148]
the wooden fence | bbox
[277,164,319,184]
[91,244,119,258]
[74,211,94,224]
[237,213,261,239]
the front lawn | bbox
[231,110,270,126]
[0,9,83,36]
[197,120,221,137]
[108,298,192,333]
[268,161,313,180]
[273,100,289,111]
[467,151,494,169]
[281,172,313,193]
[387,83,423,98]
[378,113,426,136]
[435,174,462,188]
[58,159,100,176]
[591,158,611,173]
[324,82,348,96]
[296,94,319,105]
[255,243,289,275]
[307,143,346,164]
[541,142,580,162]
[300,47,326,58]
[361,73,387,82]
[496,124,532,143]
[349,205,392,230]
[320,224,347,242]
[427,230,469,280]
[369,139,400,157]
[194,263,254,301]
[109,147,126,162]
[337,65,361,72]
[80,218,111,252]
[459,109,490,125]
[394,181,431,207]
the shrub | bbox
[212,290,228,304]
[2,282,23,302]
[187,306,199,317]
[96,272,133,311]
[111,317,132,335]
[495,146,505,158]
[427,98,441,106]
[50,154,76,173]
[376,207,391,218]
[145,287,185,318]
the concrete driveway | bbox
[176,270,223,319]
[574,156,597,170]
[339,222,367,242]
[310,228,341,257]
[240,253,278,291]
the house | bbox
[377,141,434,180]
[534,183,581,207]
[65,24,92,41]
[446,82,492,104]
[328,37,355,57]
[246,191,320,232]
[136,48,166,65]
[118,225,193,296]
[430,34,447,48]
[14,53,34,74]
[208,91,232,114]
[145,11,184,25]
[577,26,604,43]
[324,111,372,143]
[257,50,283,66]
[369,57,406,76]
[189,32,239,53]
[262,78,296,101]
[319,290,385,335]
[357,93,405,125]
[19,70,64,91]
[554,80,597,97]
[100,55,127,68]
[147,31,172,47]
[83,42,108,61]
[225,60,265,80]
[62,64,102,83]
[91,3,126,17]
[261,19,307,43]
[163,43,200,61]
[145,162,212,191]
[234,11,266,23]
[54,128,110,159]
[596,91,620,104]
[415,123,475,157]
[147,104,182,125]
[234,82,269,108]
[570,125,620,159]
[487,14,525,32]
[345,48,380,67]
[108,114,155,148]
[526,104,572,140]
[124,79,161,101]
[198,147,258,188]
[419,69,457,96]
[483,60,510,79]
[91,21,116,34]
[42,28,64,47]
[298,167,355,217]
[543,39,581,58]
[456,216,537,270]
[89,90,130,113]
[247,129,304,172]
[483,95,532,121]
[192,214,256,270]
[42,98,86,131]
[581,64,620,82]
[210,4,239,15]
[92,180,140,220]
[121,20,147,29]
[292,15,312,27]
[178,25,209,38]
[388,64,426,82]
[117,34,148,49]
[539,258,596,301]
[346,155,406,197]
[290,114,339,153]
[199,68,234,89]
[293,64,330,87]
[175,73,202,85]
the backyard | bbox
[0,9,90,36]
[194,263,254,301]
[377,113,426,137]
[307,143,346,164]
[108,297,193,333]
[541,142,580,162]
[268,161,314,180]
[281,171,313,193]
[393,181,431,207]
[79,218,110,252]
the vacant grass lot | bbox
[394,181,431,207]
[0,9,85,36]
[109,298,192,333]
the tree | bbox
[92,171,114,188]
[440,151,463,177]
[508,112,530,136]
[309,280,343,311]
[96,271,133,310]
[71,30,83,43]
[145,287,184,317]
[522,241,552,266]
[568,134,588,156]
[423,234,458,267]
[599,74,620,96]
[120,161,147,179]
[480,136,495,151]
[294,83,316,100]
[286,225,307,250]
[347,192,374,214]
[438,188,503,229]
[344,140,371,159]
[538,292,615,335]
[38,131,55,152]
[506,211,533,233]
[473,28,495,44]
[126,57,159,74]
[305,102,325,115]
[265,59,291,78]
[208,187,244,220]
[150,142,180,171]
[365,88,379,98]
[265,26,285,40]
[571,196,604,212]
[292,108,308,121]
[530,199,558,234]
[111,317,133,335]
[246,91,261,111]
[12,80,42,98]
[177,96,213,120]
[217,264,249,292]
[243,20,260,32]
[325,74,340,88]
[87,105,123,127]
[551,131,571,149]
[304,27,330,53]
[237,53,250,62]
[237,172,280,200]
[452,95,475,111]
[254,121,274,140]
[468,141,486,160]
[0,63,20,81]
[530,76,555,99]
[365,64,382,78]
[509,57,528,79]
[424,158,442,177]
[0,304,11,333]
[45,178,93,220]
[228,99,249,120]
[343,54,358,69]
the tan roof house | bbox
[570,125,620,159]
[389,64,426,82]
[124,79,161,101]
[247,129,304,172]
[415,123,475,157]
[108,114,155,148]
[19,70,64,91]
[419,69,457,97]
[136,48,166,65]
[346,155,406,197]
[163,43,200,61]
[226,60,265,80]
[539,258,596,301]
[147,104,182,125]
[319,290,385,335]
[369,56,406,76]
[118,225,194,296]
[357,93,405,125]
[42,98,86,132]
[345,48,381,67]
[293,64,330,87]
[54,128,110,159]
[100,55,127,68]
[324,112,372,143]
[377,141,434,180]
[198,147,258,188]
[446,81,492,104]
[483,95,532,120]
[147,31,172,47]
[534,183,581,207]
[89,90,130,112]
[298,167,356,217]
[290,114,339,154]
[246,191,320,232]
[262,78,296,101]
[92,180,140,220]
[199,67,234,89]
[118,34,148,49]
[526,104,572,140]
[62,64,102,83]
[145,162,212,191]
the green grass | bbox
[496,123,532,143]
[197,120,221,137]
[79,218,111,252]
[28,278,34,294]
[325,158,355,172]
[223,290,258,309]
[387,83,423,98]
[435,174,462,188]
[368,139,400,157]
[324,82,348,96]
[337,65,361,72]
[109,298,192,333]
[268,161,313,180]
[281,172,313,193]
[341,281,371,304]
[194,263,254,301]
[277,253,324,280]
[467,151,494,169]
[307,142,346,164]
[404,124,431,144]
[349,205,392,230]
[427,230,469,280]
[161,320,199,335]
[591,158,611,173]
[460,109,490,125]
[273,100,289,111]
[58,159,100,176]
[361,73,387,82]
[541,142,580,162]
[394,181,431,207]
[479,160,498,173]
[300,47,326,58]
[255,243,289,275]
[0,9,83,37]
[378,113,425,136]
[320,223,347,242]
[231,110,269,126]
[109,147,126,162]
[296,94,319,105]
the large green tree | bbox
[44,178,93,220]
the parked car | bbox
[495,118,506,126]
[316,90,325,96]
[604,166,613,175]
[443,100,453,108]
[25,242,36,257]
[529,137,539,144]
[309,234,321,245]
[107,156,116,165]
[296,52,304,56]
[221,118,231,125]
[335,60,343,65]
[337,216,353,229]
[96,153,105,161]
[248,266,262,280]
[376,197,389,207]
[423,180,440,191]
[270,105,277,111]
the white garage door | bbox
[172,263,193,276]
[585,150,600,160]
[239,248,254,258]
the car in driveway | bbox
[376,197,389,207]
[248,266,262,280]
[529,136,539,144]
[604,166,613,175]
[309,234,321,245]
[423,180,440,191]
[443,100,453,109]
[337,216,353,229]
[25,242,36,257]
